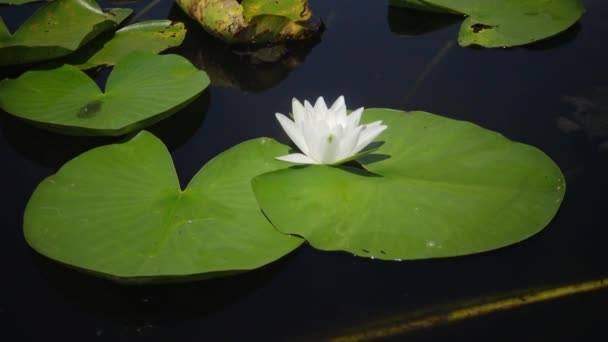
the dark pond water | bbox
[1,0,608,341]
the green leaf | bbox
[0,52,209,136]
[0,0,132,65]
[388,0,461,14]
[241,0,311,22]
[0,17,9,40]
[65,20,187,70]
[390,0,585,47]
[253,109,565,260]
[0,0,43,5]
[175,0,318,44]
[24,131,303,283]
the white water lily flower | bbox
[275,96,387,165]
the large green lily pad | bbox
[0,0,132,65]
[390,0,584,47]
[253,109,565,260]
[176,0,318,44]
[0,52,209,136]
[24,131,303,282]
[66,20,187,70]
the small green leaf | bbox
[65,20,187,69]
[175,0,318,44]
[24,131,303,283]
[391,0,585,47]
[241,0,311,22]
[0,52,209,136]
[0,0,132,65]
[0,17,9,39]
[0,0,43,5]
[389,0,461,14]
[253,109,565,260]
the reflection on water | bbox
[558,87,608,153]
[0,91,209,170]
[169,4,322,93]
[388,6,460,36]
[29,247,299,332]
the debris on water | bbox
[135,322,154,333]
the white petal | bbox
[330,96,346,113]
[337,125,363,160]
[319,132,341,164]
[276,153,320,164]
[316,97,336,127]
[302,118,328,162]
[332,97,348,124]
[276,113,310,155]
[353,124,388,154]
[314,96,328,113]
[304,100,317,121]
[364,120,383,128]
[346,107,364,128]
[291,98,306,127]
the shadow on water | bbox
[168,4,323,93]
[524,22,582,51]
[387,6,461,36]
[30,246,301,325]
[0,90,210,170]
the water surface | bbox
[1,0,607,340]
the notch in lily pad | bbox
[0,0,132,65]
[390,0,585,47]
[0,51,210,136]
[24,131,303,283]
[253,108,566,260]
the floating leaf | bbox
[241,0,311,22]
[253,109,565,260]
[0,0,132,65]
[390,0,584,47]
[176,0,319,44]
[171,6,321,92]
[24,131,303,282]
[0,52,209,136]
[0,0,43,5]
[65,20,187,70]
[0,17,9,40]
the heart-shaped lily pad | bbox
[0,51,209,136]
[253,109,565,260]
[65,20,187,70]
[0,0,132,65]
[24,131,303,282]
[390,0,584,47]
